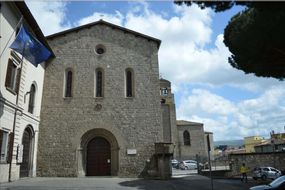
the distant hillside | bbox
[214,139,244,147]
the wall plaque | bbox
[127,149,137,155]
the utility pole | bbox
[270,130,276,168]
[207,134,213,190]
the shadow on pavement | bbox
[119,178,183,190]
[119,176,268,190]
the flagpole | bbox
[8,20,25,182]
[0,15,23,58]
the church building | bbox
[37,20,167,177]
[37,19,214,178]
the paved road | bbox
[0,175,266,190]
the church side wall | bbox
[161,104,171,143]
[178,125,207,161]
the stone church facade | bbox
[37,20,166,177]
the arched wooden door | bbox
[86,137,111,176]
[20,127,33,178]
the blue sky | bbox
[26,1,285,141]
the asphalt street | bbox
[0,174,267,190]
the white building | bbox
[0,2,53,182]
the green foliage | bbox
[224,5,285,79]
[174,0,247,12]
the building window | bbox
[126,69,134,97]
[183,130,191,146]
[28,84,36,113]
[65,70,73,97]
[5,53,21,94]
[95,69,104,97]
[95,44,106,55]
[0,130,9,162]
[161,88,168,96]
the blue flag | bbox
[9,25,51,67]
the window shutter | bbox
[7,133,14,163]
[5,59,13,87]
[16,67,22,94]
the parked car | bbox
[171,159,179,168]
[179,160,203,170]
[250,175,285,190]
[203,162,209,169]
[252,167,282,181]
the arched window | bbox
[183,130,191,146]
[95,69,104,97]
[28,84,36,113]
[65,70,72,97]
[125,69,134,97]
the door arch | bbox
[79,128,119,176]
[87,137,111,176]
[20,126,34,178]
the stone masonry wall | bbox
[161,104,171,143]
[37,24,163,177]
[228,152,285,177]
[177,125,207,161]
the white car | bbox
[252,167,282,180]
[179,160,200,170]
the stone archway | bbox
[20,126,34,178]
[78,128,119,176]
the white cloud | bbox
[240,87,285,112]
[76,11,124,26]
[122,3,282,93]
[26,1,71,36]
[125,4,212,47]
[26,1,283,90]
[178,89,237,116]
[177,86,285,141]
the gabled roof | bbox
[46,20,161,48]
[13,2,54,57]
[176,120,203,126]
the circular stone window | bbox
[95,44,106,55]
